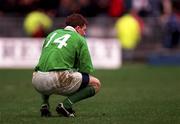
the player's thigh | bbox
[55,71,82,95]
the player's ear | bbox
[75,26,82,35]
[75,26,81,31]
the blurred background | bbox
[0,0,180,66]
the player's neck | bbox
[64,26,77,32]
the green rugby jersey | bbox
[35,26,94,74]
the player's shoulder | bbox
[64,29,86,43]
[47,28,86,43]
[75,34,87,46]
[46,29,62,37]
[76,32,86,40]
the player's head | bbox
[66,13,88,36]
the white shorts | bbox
[32,71,82,96]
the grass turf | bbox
[0,64,180,124]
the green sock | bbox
[41,94,50,107]
[63,86,95,109]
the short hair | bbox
[65,14,88,28]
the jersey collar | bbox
[64,26,77,32]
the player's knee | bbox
[89,76,101,93]
[94,78,101,93]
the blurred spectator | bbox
[0,0,179,43]
[131,11,144,34]
[0,0,172,18]
[78,0,99,17]
[131,0,151,17]
[78,0,109,17]
[37,0,59,17]
[0,0,58,17]
[0,0,40,16]
[115,10,144,60]
[173,0,180,13]
[95,0,109,16]
[16,0,40,16]
[0,0,5,16]
[23,11,53,37]
[161,0,180,49]
[124,0,132,12]
[108,0,125,17]
[148,0,163,17]
[123,0,163,17]
[163,14,180,49]
[115,13,142,50]
[57,0,78,17]
[0,0,17,16]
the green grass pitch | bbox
[0,64,180,124]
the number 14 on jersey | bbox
[45,33,71,49]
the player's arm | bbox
[78,38,94,74]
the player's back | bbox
[35,28,84,72]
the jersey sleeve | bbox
[78,37,94,74]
